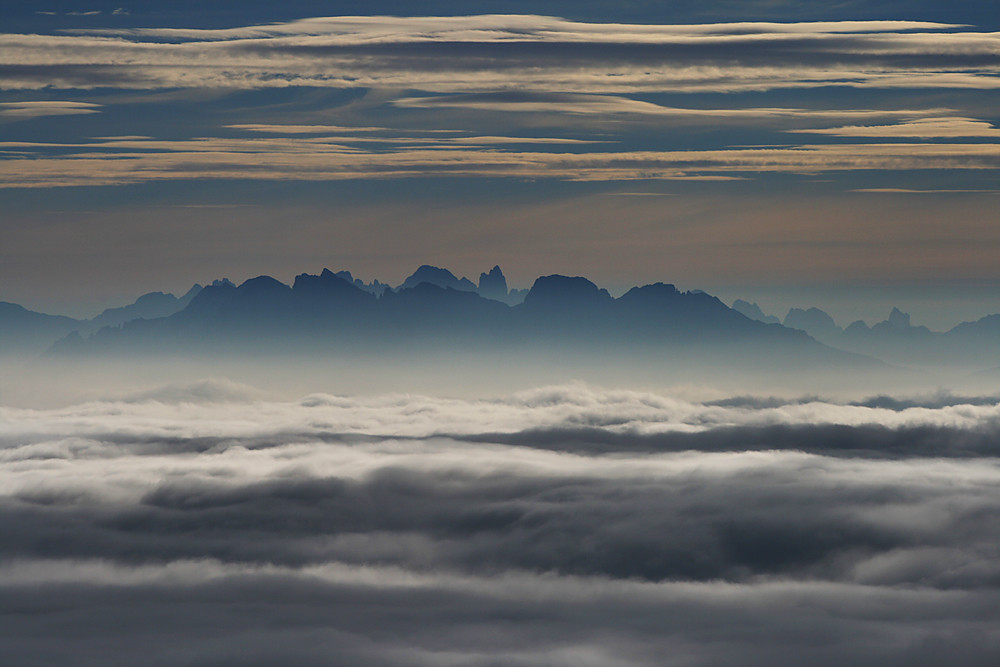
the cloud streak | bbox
[2,127,999,187]
[3,16,999,190]
[1,16,998,93]
[793,116,1000,138]
[0,100,101,119]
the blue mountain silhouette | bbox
[46,268,867,376]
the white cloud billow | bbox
[2,381,1000,665]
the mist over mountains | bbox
[735,299,1000,371]
[4,264,1000,388]
[21,265,842,365]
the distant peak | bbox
[238,275,291,294]
[478,265,508,301]
[180,284,203,302]
[401,265,477,292]
[731,299,780,324]
[783,306,840,337]
[134,291,171,303]
[292,269,353,291]
[887,307,911,329]
[630,282,679,294]
[408,265,457,280]
[524,275,612,307]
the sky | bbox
[2,1,1000,328]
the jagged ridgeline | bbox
[736,299,1000,371]
[29,266,862,374]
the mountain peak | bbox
[887,307,910,329]
[478,265,509,301]
[239,275,290,294]
[732,299,780,325]
[783,307,840,338]
[524,275,612,309]
[294,268,350,292]
[401,265,477,292]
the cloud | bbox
[853,188,1000,194]
[228,123,392,133]
[792,116,1000,138]
[2,382,1000,664]
[1,17,997,94]
[394,93,953,120]
[3,558,995,667]
[2,124,999,188]
[0,100,101,119]
[2,16,997,191]
[114,378,269,404]
[75,16,961,43]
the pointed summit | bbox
[887,307,911,329]
[478,265,509,302]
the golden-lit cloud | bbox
[393,94,955,119]
[0,100,101,118]
[1,17,998,93]
[792,116,1000,138]
[2,126,999,188]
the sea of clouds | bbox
[2,380,999,666]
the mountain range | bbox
[734,300,1000,370]
[46,267,829,359]
[3,265,999,380]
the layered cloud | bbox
[2,16,999,93]
[0,100,101,118]
[2,16,999,189]
[393,93,955,120]
[2,381,999,665]
[793,116,1000,138]
[3,123,999,187]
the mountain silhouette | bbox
[333,270,389,297]
[0,302,81,356]
[523,275,612,311]
[732,299,780,325]
[45,268,878,381]
[400,265,477,293]
[746,301,996,370]
[87,285,202,332]
[478,265,509,303]
[15,267,1000,381]
[784,307,840,340]
[1,285,207,357]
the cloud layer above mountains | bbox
[3,16,999,188]
[4,8,1000,331]
[2,381,999,665]
[5,16,998,93]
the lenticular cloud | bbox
[2,382,999,666]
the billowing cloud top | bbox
[2,380,1000,665]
